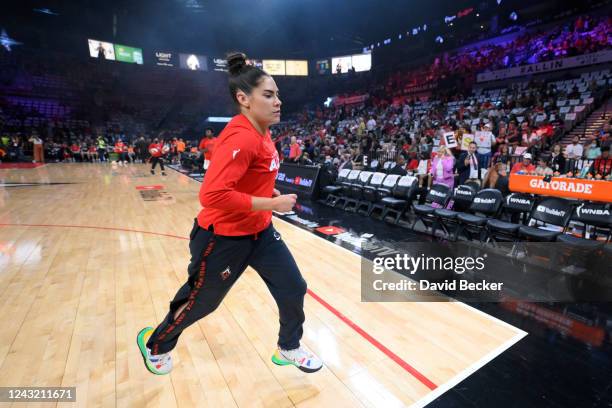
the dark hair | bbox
[226,52,269,105]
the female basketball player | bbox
[137,52,323,375]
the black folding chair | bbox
[518,197,574,242]
[379,175,418,224]
[359,172,388,216]
[454,189,504,242]
[570,202,612,243]
[411,184,452,233]
[433,184,477,239]
[370,174,400,219]
[335,170,361,209]
[322,168,351,207]
[486,193,535,243]
[345,171,373,213]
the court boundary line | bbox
[410,330,527,408]
[0,222,438,391]
[175,166,529,401]
[273,216,528,335]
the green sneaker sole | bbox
[137,327,168,375]
[271,353,322,373]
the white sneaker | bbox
[137,327,173,375]
[272,346,322,373]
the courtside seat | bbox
[379,175,418,223]
[486,219,521,233]
[335,170,361,209]
[346,171,373,212]
[368,160,380,172]
[517,197,574,242]
[517,226,560,242]
[487,193,535,242]
[456,213,488,225]
[359,172,388,215]
[556,234,605,249]
[454,189,504,241]
[434,184,477,238]
[322,168,351,206]
[570,202,612,242]
[411,183,452,232]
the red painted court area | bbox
[0,163,46,169]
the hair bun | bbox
[226,52,247,76]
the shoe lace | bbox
[148,350,170,363]
[281,347,312,362]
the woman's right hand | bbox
[272,194,297,212]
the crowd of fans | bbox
[1,12,610,195]
[357,15,611,106]
[270,73,611,196]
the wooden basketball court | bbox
[0,163,526,407]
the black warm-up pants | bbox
[146,219,307,355]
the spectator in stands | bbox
[511,153,536,174]
[429,145,455,189]
[338,153,353,171]
[590,146,612,179]
[298,152,313,165]
[550,143,566,175]
[475,122,496,168]
[483,162,510,195]
[565,136,584,160]
[389,155,408,176]
[491,143,512,167]
[534,156,554,176]
[505,121,520,146]
[584,139,601,160]
[456,142,481,185]
[366,116,376,131]
[288,136,302,162]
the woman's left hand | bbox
[272,188,281,197]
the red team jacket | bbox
[198,114,280,236]
[148,143,163,158]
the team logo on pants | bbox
[220,266,231,280]
[273,231,281,241]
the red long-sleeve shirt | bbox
[148,143,163,158]
[197,114,280,236]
